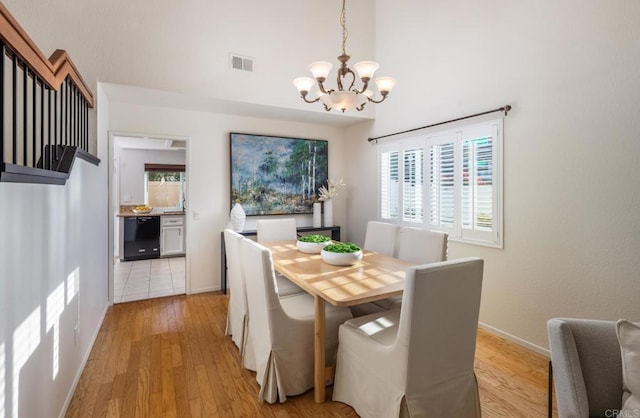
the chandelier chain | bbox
[340,0,348,56]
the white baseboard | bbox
[478,321,550,357]
[59,303,110,418]
[189,285,221,294]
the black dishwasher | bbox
[123,216,161,261]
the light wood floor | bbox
[66,292,557,417]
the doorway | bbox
[108,132,190,304]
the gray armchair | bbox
[547,318,624,418]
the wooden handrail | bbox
[0,1,94,107]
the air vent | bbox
[230,53,254,72]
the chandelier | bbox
[293,0,397,113]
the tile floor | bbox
[114,256,186,303]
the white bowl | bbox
[321,249,363,266]
[297,240,332,254]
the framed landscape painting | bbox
[230,133,328,215]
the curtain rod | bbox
[368,104,512,143]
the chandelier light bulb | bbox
[375,77,398,94]
[308,61,333,80]
[293,77,315,94]
[353,61,379,80]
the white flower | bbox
[318,178,346,201]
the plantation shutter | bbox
[402,148,424,223]
[460,124,499,242]
[428,136,456,232]
[380,150,399,221]
[377,119,502,247]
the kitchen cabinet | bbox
[161,215,185,256]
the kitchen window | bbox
[378,118,503,248]
[144,164,186,210]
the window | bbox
[144,164,186,210]
[403,147,424,223]
[379,138,424,224]
[379,150,399,220]
[378,119,503,247]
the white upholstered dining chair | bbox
[255,218,305,297]
[333,257,484,418]
[360,226,449,313]
[224,229,248,350]
[256,218,297,242]
[364,221,399,256]
[241,238,353,403]
[223,229,257,371]
[395,227,448,264]
[349,221,401,317]
[379,227,449,310]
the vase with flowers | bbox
[318,178,345,227]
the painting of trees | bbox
[230,133,328,215]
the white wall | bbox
[342,0,640,351]
[117,147,186,205]
[0,158,109,418]
[106,99,349,294]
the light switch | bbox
[193,210,200,220]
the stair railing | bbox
[0,1,99,184]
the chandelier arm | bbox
[356,102,367,111]
[340,68,357,92]
[367,92,390,104]
[300,92,321,104]
[336,69,345,91]
[323,103,332,111]
[316,79,328,94]
[356,78,370,94]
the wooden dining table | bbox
[261,240,414,403]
